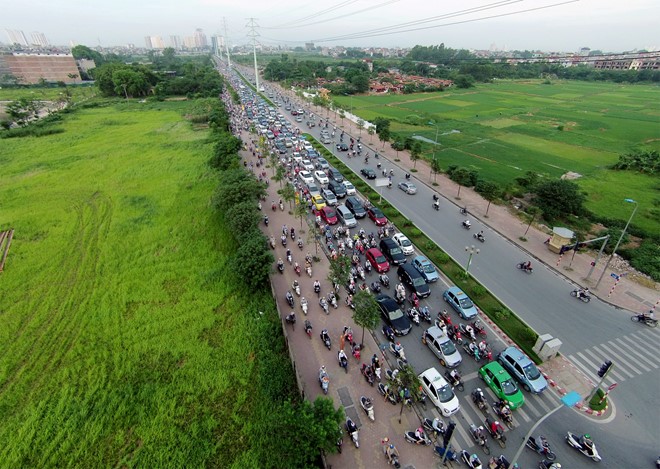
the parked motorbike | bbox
[301,297,308,315]
[320,329,331,350]
[285,291,295,308]
[516,262,533,274]
[379,273,390,288]
[492,401,514,429]
[422,417,445,439]
[462,220,472,230]
[360,396,375,421]
[338,350,348,373]
[304,319,312,338]
[361,363,375,386]
[473,232,485,243]
[407,307,421,326]
[472,388,490,416]
[526,435,556,460]
[319,366,330,394]
[389,342,407,363]
[566,432,601,461]
[469,423,490,455]
[459,449,483,469]
[445,370,465,392]
[346,418,359,448]
[570,289,591,303]
[485,418,507,448]
[631,313,658,328]
[404,429,432,446]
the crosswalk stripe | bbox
[533,395,554,414]
[521,395,541,416]
[615,338,658,369]
[590,345,640,377]
[638,330,660,350]
[515,406,532,423]
[573,352,602,382]
[582,349,624,384]
[619,334,660,366]
[605,341,646,374]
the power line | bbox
[268,0,359,29]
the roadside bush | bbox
[495,309,511,321]
[471,285,487,298]
[621,239,660,282]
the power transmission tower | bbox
[223,17,232,67]
[246,17,260,90]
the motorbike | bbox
[271,202,276,211]
[304,319,312,338]
[418,305,432,323]
[492,401,514,429]
[485,418,507,448]
[516,262,533,274]
[460,207,468,215]
[286,250,292,264]
[279,201,284,211]
[292,280,300,296]
[263,215,269,226]
[471,319,487,337]
[352,343,361,361]
[527,435,556,460]
[336,427,343,454]
[285,312,296,329]
[281,235,287,247]
[360,395,375,421]
[447,324,462,345]
[382,325,395,342]
[434,445,457,462]
[409,293,420,309]
[379,273,390,288]
[378,383,398,405]
[388,342,407,363]
[422,417,445,439]
[490,455,512,469]
[338,351,348,373]
[384,443,401,468]
[300,297,308,315]
[269,237,276,249]
[319,367,330,394]
[462,220,472,230]
[319,297,329,315]
[433,200,440,211]
[357,265,365,280]
[294,262,301,276]
[459,449,483,469]
[345,418,359,448]
[538,460,562,469]
[459,323,477,342]
[404,429,432,446]
[631,313,658,328]
[478,340,492,361]
[320,329,331,350]
[472,388,490,416]
[469,423,490,455]
[297,238,304,250]
[463,341,481,361]
[285,291,295,308]
[361,363,375,386]
[327,292,338,309]
[290,227,295,240]
[566,432,601,461]
[473,232,485,243]
[407,307,421,326]
[313,282,321,297]
[570,289,591,303]
[277,260,285,274]
[445,370,464,391]
[364,260,372,274]
[370,281,382,294]
[306,265,312,277]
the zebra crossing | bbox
[567,329,660,388]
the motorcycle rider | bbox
[414,426,425,444]
[642,310,656,321]
[385,444,399,464]
[394,342,403,356]
[580,434,595,456]
[463,219,471,228]
[576,287,590,299]
[321,329,330,343]
[498,402,512,420]
[476,230,484,241]
[383,325,395,341]
[338,349,348,365]
[449,368,461,384]
[433,199,440,210]
[313,279,321,296]
[522,260,532,271]
[277,258,284,271]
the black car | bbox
[397,263,431,298]
[376,294,412,336]
[345,196,367,218]
[336,143,349,151]
[328,180,347,198]
[379,237,406,265]
[328,168,344,183]
[361,168,377,179]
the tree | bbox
[278,182,296,209]
[357,118,365,135]
[230,233,273,290]
[213,169,265,213]
[380,128,391,150]
[338,109,345,125]
[454,74,475,89]
[273,165,286,188]
[373,117,391,136]
[352,290,380,346]
[327,255,352,294]
[533,179,586,220]
[294,199,308,229]
[225,201,261,236]
[112,69,150,98]
[71,44,104,67]
[368,126,376,143]
[394,363,422,423]
[431,157,442,183]
[475,180,501,215]
[410,142,422,168]
[209,133,242,170]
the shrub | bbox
[494,309,511,321]
[471,285,487,298]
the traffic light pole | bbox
[587,362,613,404]
[441,421,455,465]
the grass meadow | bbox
[334,80,659,232]
[0,100,288,467]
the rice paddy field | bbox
[334,80,659,232]
[0,100,286,467]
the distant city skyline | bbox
[2,0,659,52]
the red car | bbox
[367,207,388,226]
[366,248,390,273]
[318,206,338,225]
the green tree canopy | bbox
[533,179,586,220]
[352,290,380,345]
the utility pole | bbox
[223,17,231,67]
[246,17,260,90]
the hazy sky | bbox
[2,0,659,51]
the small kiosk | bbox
[547,227,574,254]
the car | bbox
[322,189,338,207]
[366,247,390,273]
[321,135,332,144]
[498,347,548,394]
[397,263,431,298]
[443,286,478,320]
[336,204,358,228]
[379,237,406,265]
[345,196,367,218]
[418,367,460,417]
[376,294,410,335]
[393,233,414,256]
[314,170,329,185]
[367,207,388,226]
[302,160,315,171]
[305,182,321,197]
[336,142,349,151]
[317,206,338,225]
[311,194,326,211]
[478,361,525,410]
[342,181,356,196]
[328,180,347,198]
[303,142,314,152]
[423,326,462,368]
[298,170,314,185]
[361,168,377,179]
[328,168,344,183]
[295,116,303,123]
[412,255,439,283]
[316,157,330,170]
[398,182,418,194]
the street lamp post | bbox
[465,245,479,276]
[595,199,638,289]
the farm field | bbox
[0,101,286,466]
[334,80,659,232]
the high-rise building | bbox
[30,31,50,47]
[194,28,207,48]
[145,36,153,49]
[183,36,196,49]
[5,29,29,46]
[210,35,224,55]
[170,35,182,50]
[145,36,165,49]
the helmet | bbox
[390,444,394,449]
[396,342,401,346]
[504,405,510,410]
[584,434,591,439]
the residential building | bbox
[5,29,29,46]
[0,53,80,84]
[30,31,50,47]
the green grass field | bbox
[0,101,286,466]
[334,80,659,232]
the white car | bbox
[303,142,314,152]
[298,170,314,185]
[419,367,460,417]
[393,233,414,256]
[314,170,329,185]
[342,181,356,196]
[302,160,315,171]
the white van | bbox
[336,205,358,228]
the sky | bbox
[2,0,659,52]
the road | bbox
[228,65,660,467]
